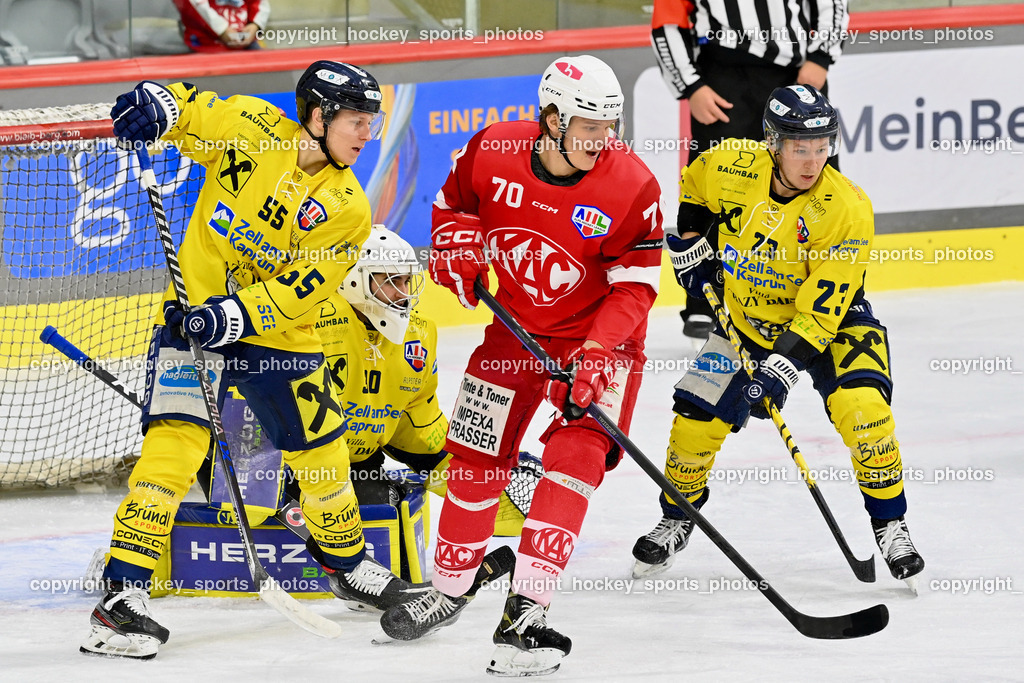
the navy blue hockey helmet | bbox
[763,84,840,156]
[295,60,384,128]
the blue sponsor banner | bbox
[257,73,539,247]
[2,74,537,280]
[1,144,199,278]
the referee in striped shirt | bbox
[651,0,848,339]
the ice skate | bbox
[380,545,516,640]
[79,583,169,660]
[872,516,924,593]
[325,555,431,612]
[486,593,572,677]
[631,514,696,578]
[379,586,470,640]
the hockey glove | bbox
[162,299,187,340]
[429,213,488,309]
[743,353,800,419]
[544,345,618,418]
[181,295,253,349]
[110,81,180,147]
[667,233,723,301]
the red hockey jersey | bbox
[433,120,664,349]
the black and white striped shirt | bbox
[651,0,849,99]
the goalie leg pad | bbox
[828,385,907,520]
[660,411,730,516]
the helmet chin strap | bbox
[548,126,580,171]
[768,147,802,193]
[301,120,347,171]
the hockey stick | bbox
[134,146,342,639]
[38,324,309,536]
[473,280,887,639]
[40,324,517,600]
[702,284,876,583]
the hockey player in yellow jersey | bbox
[316,225,541,534]
[631,85,924,588]
[82,62,427,660]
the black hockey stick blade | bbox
[474,280,888,640]
[790,602,889,639]
[467,545,516,598]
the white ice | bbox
[1,283,1022,681]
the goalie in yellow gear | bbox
[321,224,540,536]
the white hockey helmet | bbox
[538,55,624,134]
[340,225,424,344]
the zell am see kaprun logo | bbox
[160,364,215,387]
[572,205,611,239]
[208,201,287,272]
[722,244,804,289]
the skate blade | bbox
[631,556,674,580]
[486,643,564,677]
[903,575,920,596]
[343,600,383,613]
[79,625,160,660]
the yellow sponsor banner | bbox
[3,225,1020,371]
[1,292,160,369]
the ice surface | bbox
[1,284,1021,681]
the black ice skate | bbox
[380,545,516,641]
[486,593,572,677]
[872,516,925,593]
[79,583,169,659]
[307,537,429,612]
[631,514,697,579]
[379,586,470,640]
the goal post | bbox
[0,105,199,489]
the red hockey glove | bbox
[544,345,618,418]
[429,213,488,309]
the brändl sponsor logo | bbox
[571,205,611,238]
[487,228,584,306]
[404,340,428,371]
[160,365,215,387]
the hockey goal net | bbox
[0,105,200,489]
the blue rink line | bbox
[0,531,108,606]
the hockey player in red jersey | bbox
[380,55,664,676]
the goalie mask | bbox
[763,84,840,157]
[340,226,424,344]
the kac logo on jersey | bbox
[797,216,809,244]
[571,205,611,239]
[298,198,327,231]
[487,228,585,306]
[209,201,235,238]
[404,340,428,372]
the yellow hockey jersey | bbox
[680,139,874,352]
[314,293,447,464]
[158,83,371,353]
